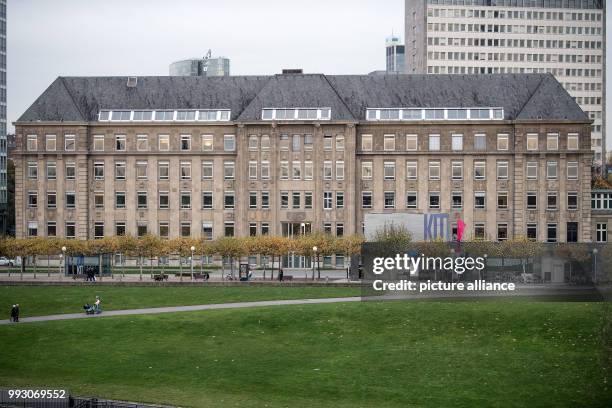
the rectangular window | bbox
[137,223,148,238]
[547,192,558,210]
[336,161,345,181]
[65,222,75,239]
[451,134,463,151]
[280,191,289,209]
[292,192,301,209]
[224,161,235,180]
[137,135,148,151]
[47,222,57,237]
[46,134,57,151]
[323,161,333,180]
[202,192,213,210]
[547,224,558,243]
[27,135,37,151]
[303,135,312,150]
[406,161,418,180]
[47,192,57,209]
[497,191,508,209]
[115,135,126,151]
[527,192,537,210]
[261,223,270,236]
[248,135,258,150]
[292,135,301,151]
[249,192,258,209]
[567,133,579,150]
[429,192,440,209]
[180,134,191,151]
[526,162,538,180]
[28,221,38,237]
[27,162,38,179]
[547,133,559,150]
[429,134,440,151]
[474,223,486,240]
[385,192,396,209]
[180,191,191,209]
[224,135,235,151]
[406,134,418,151]
[292,161,301,180]
[180,161,191,180]
[362,162,373,180]
[362,192,373,209]
[474,161,486,180]
[158,161,170,180]
[93,135,104,151]
[64,134,76,151]
[567,192,578,210]
[406,192,417,209]
[567,222,578,243]
[323,135,333,150]
[66,192,76,209]
[46,161,56,180]
[115,222,126,237]
[429,161,440,180]
[475,192,486,209]
[497,134,509,151]
[261,192,270,209]
[451,161,463,180]
[596,223,608,243]
[474,134,486,151]
[158,135,170,151]
[159,191,169,209]
[526,133,539,150]
[280,161,289,180]
[497,224,508,241]
[94,222,104,239]
[567,162,579,180]
[384,161,395,180]
[497,161,509,180]
[202,223,214,241]
[136,161,148,180]
[527,224,538,241]
[547,161,558,180]
[201,135,214,151]
[336,192,344,209]
[324,191,333,209]
[158,222,169,238]
[452,192,463,209]
[384,135,396,151]
[137,192,147,209]
[115,192,126,209]
[224,191,235,209]
[115,162,126,180]
[305,192,313,209]
[201,161,213,180]
[94,193,104,209]
[249,161,258,180]
[262,161,271,180]
[249,223,257,237]
[361,135,373,151]
[27,191,37,208]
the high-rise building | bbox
[405,0,605,166]
[169,51,230,77]
[386,35,406,73]
[0,0,7,235]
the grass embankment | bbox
[0,285,360,317]
[0,301,610,407]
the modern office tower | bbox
[386,35,406,72]
[0,0,7,235]
[13,73,597,246]
[169,51,230,77]
[405,0,605,166]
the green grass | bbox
[0,301,610,408]
[0,285,360,317]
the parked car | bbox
[0,257,15,266]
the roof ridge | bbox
[59,77,86,121]
[514,74,547,119]
[322,74,357,121]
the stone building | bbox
[13,73,593,245]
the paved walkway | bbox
[0,297,362,325]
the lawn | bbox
[0,301,610,408]
[0,285,360,317]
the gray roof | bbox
[17,73,588,123]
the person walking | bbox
[15,304,20,322]
[94,296,101,314]
[10,304,17,322]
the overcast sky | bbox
[6,0,611,149]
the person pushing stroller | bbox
[83,296,102,315]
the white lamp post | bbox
[190,246,196,281]
[313,246,320,280]
[592,248,598,284]
[61,246,67,279]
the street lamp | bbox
[61,246,67,279]
[312,246,318,281]
[190,246,196,281]
[592,248,598,284]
